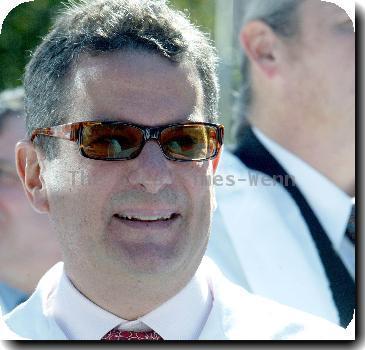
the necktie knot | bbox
[102,328,163,341]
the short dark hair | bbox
[25,0,219,159]
[234,0,302,139]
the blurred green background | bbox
[0,0,215,89]
[0,0,243,142]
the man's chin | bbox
[107,240,186,275]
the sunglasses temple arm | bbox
[219,125,225,144]
[31,124,79,142]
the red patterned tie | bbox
[101,329,163,341]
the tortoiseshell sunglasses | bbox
[31,121,224,162]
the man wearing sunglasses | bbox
[2,0,346,340]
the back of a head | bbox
[234,0,302,139]
[25,0,219,159]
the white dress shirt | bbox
[48,262,212,340]
[2,258,349,340]
[253,127,355,278]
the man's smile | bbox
[113,212,180,222]
[111,210,181,231]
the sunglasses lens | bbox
[161,125,219,161]
[81,124,143,159]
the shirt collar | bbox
[140,262,212,340]
[253,127,353,249]
[50,261,212,340]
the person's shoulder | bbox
[3,285,48,340]
[203,257,348,340]
[240,292,348,340]
[0,315,28,340]
[3,263,66,340]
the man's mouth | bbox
[108,208,183,246]
[113,213,179,222]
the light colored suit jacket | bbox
[206,150,340,324]
[1,259,346,340]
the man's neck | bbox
[64,263,194,321]
[251,121,355,196]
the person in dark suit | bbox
[207,0,355,327]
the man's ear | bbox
[240,20,280,78]
[16,141,49,214]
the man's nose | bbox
[126,141,173,194]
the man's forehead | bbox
[320,0,353,18]
[72,51,200,88]
[299,0,352,25]
[322,0,354,28]
[67,50,204,125]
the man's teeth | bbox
[115,214,175,221]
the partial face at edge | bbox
[0,117,61,289]
[282,0,355,126]
[41,51,215,283]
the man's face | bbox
[42,51,215,285]
[0,116,60,292]
[284,0,355,129]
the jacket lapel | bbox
[215,150,339,324]
[234,126,354,326]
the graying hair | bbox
[234,0,302,139]
[24,0,219,159]
[0,87,25,132]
